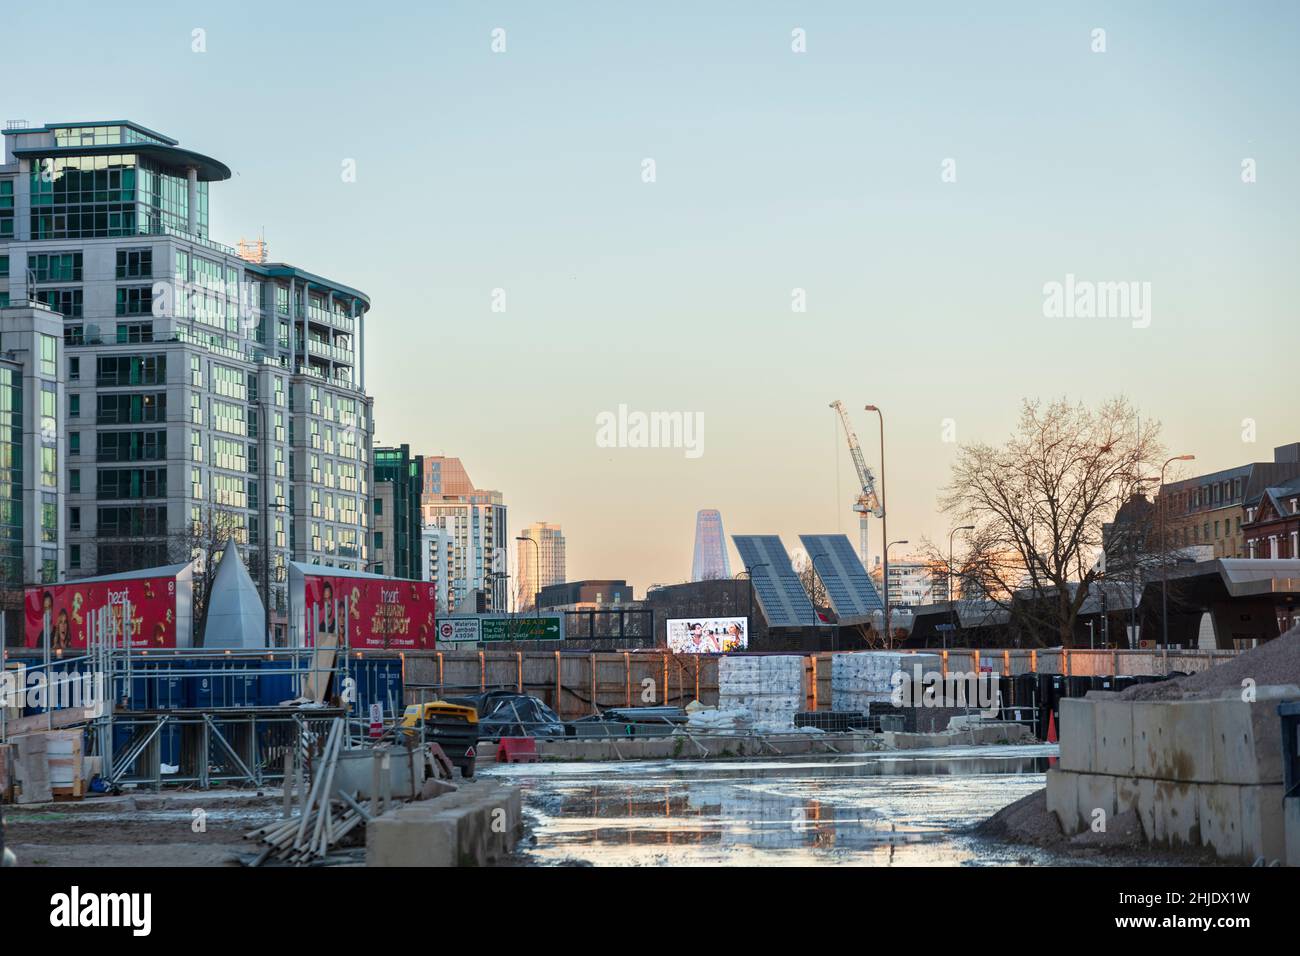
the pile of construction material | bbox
[0,731,98,804]
[718,655,804,732]
[831,651,941,713]
[245,718,458,866]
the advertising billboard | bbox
[23,564,194,650]
[666,617,748,654]
[293,566,436,650]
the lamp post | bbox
[736,563,767,643]
[515,535,542,640]
[1159,455,1195,651]
[809,552,834,651]
[883,541,904,647]
[948,525,975,649]
[864,404,889,642]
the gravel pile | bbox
[1119,625,1300,701]
[974,789,1064,847]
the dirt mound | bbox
[1120,626,1300,701]
[975,789,1064,847]
[1067,809,1144,849]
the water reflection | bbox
[490,746,1059,866]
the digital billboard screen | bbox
[666,617,748,654]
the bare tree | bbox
[791,551,830,617]
[937,397,1163,647]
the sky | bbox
[11,1,1299,593]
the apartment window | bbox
[97,392,165,424]
[70,508,80,531]
[374,532,384,550]
[0,255,7,277]
[97,506,167,537]
[115,286,154,316]
[64,325,85,346]
[374,498,383,516]
[97,467,167,500]
[69,356,80,381]
[70,394,80,417]
[70,545,81,569]
[40,334,58,377]
[30,252,83,282]
[116,321,154,343]
[69,432,80,456]
[34,288,83,317]
[97,430,165,462]
[116,248,153,279]
[70,470,80,494]
[97,354,165,386]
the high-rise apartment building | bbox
[0,302,66,586]
[516,521,566,611]
[419,457,507,613]
[0,121,374,636]
[870,555,950,608]
[373,444,424,580]
[691,508,730,581]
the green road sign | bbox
[479,616,563,642]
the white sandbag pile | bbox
[831,652,941,713]
[719,655,804,732]
[685,706,754,733]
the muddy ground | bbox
[3,790,288,867]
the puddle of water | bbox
[486,744,1091,866]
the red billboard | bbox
[301,574,436,650]
[24,573,186,650]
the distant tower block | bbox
[236,238,268,264]
[691,509,732,581]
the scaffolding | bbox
[2,595,401,791]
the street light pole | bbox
[883,538,904,650]
[865,405,889,643]
[810,552,834,651]
[948,525,974,650]
[516,536,542,640]
[1159,455,1195,651]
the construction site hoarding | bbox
[667,616,749,653]
[289,563,436,650]
[23,563,195,650]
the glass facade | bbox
[29,154,208,240]
[0,367,21,583]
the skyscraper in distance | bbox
[516,521,566,611]
[691,509,731,581]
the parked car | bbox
[447,691,566,739]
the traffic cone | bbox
[1046,709,1058,744]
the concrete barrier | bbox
[365,779,521,867]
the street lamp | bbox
[809,552,835,650]
[515,536,542,641]
[1159,455,1195,650]
[948,526,975,649]
[885,539,908,642]
[865,404,889,640]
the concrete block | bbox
[1058,698,1095,773]
[1210,686,1299,785]
[1170,701,1217,783]
[1093,700,1134,776]
[1197,784,1243,860]
[1045,769,1081,835]
[1133,701,1176,779]
[1076,773,1117,833]
[1115,776,1142,817]
[1240,784,1287,864]
[1135,778,1157,841]
[1285,797,1300,868]
[1151,781,1200,848]
[367,812,458,866]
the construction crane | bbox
[830,400,883,567]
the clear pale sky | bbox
[14,1,1299,591]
